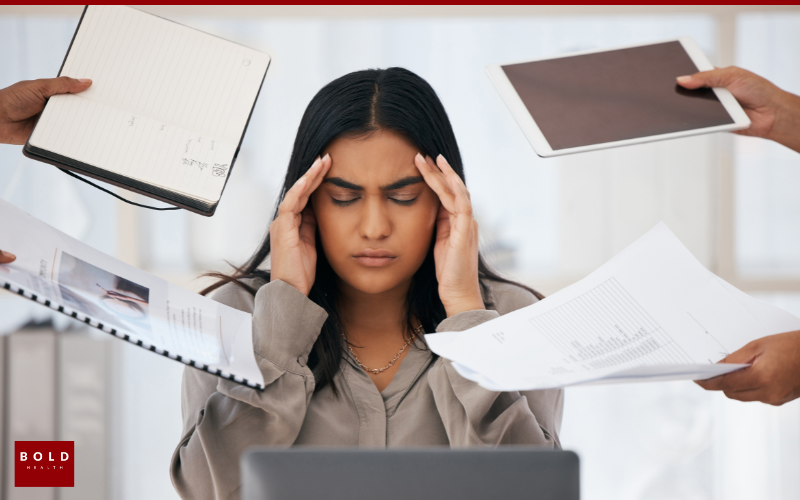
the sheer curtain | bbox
[1,10,798,500]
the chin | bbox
[341,268,410,295]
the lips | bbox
[352,249,397,268]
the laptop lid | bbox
[241,447,579,500]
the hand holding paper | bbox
[695,329,800,405]
[425,223,800,391]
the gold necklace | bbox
[344,325,423,375]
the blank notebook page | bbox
[29,5,270,204]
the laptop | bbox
[241,447,579,500]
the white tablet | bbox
[486,37,751,157]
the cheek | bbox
[393,197,438,261]
[311,195,351,257]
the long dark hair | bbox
[202,67,543,393]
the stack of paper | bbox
[426,223,800,391]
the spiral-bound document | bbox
[0,199,264,389]
[24,5,271,216]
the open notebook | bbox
[0,199,265,389]
[24,5,271,216]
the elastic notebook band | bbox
[59,168,181,211]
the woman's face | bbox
[311,129,440,296]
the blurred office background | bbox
[0,5,799,499]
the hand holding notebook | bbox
[23,5,271,215]
[0,77,92,145]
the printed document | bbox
[426,223,800,391]
[0,200,264,388]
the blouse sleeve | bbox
[170,280,328,500]
[426,286,564,449]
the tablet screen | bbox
[501,41,734,151]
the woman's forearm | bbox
[171,280,328,500]
[427,309,561,448]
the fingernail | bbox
[78,78,92,84]
[676,75,691,83]
[437,154,447,163]
[415,153,424,163]
[322,153,330,161]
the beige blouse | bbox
[170,278,564,500]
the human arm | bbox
[426,285,563,447]
[414,154,562,446]
[413,153,485,316]
[677,66,800,153]
[0,77,92,260]
[694,330,800,406]
[171,158,332,500]
[678,67,800,404]
[0,77,92,145]
[170,280,328,500]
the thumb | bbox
[676,67,738,90]
[0,251,16,264]
[718,339,760,365]
[35,76,92,99]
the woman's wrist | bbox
[442,293,486,318]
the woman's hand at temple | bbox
[269,154,331,296]
[0,77,92,145]
[677,66,800,153]
[415,153,484,317]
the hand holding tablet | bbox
[677,66,800,153]
[487,37,750,157]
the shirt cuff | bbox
[435,309,500,333]
[251,279,328,370]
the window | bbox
[1,7,798,500]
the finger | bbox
[676,67,740,89]
[437,155,472,216]
[424,154,439,172]
[722,388,769,403]
[0,250,16,264]
[435,203,451,237]
[298,205,317,245]
[35,77,92,98]
[306,153,331,194]
[718,341,760,365]
[415,153,457,213]
[425,154,456,200]
[279,155,328,216]
[695,365,759,392]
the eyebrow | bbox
[322,176,423,191]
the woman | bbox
[171,67,563,500]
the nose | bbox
[359,195,391,241]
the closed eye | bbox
[389,196,417,206]
[331,196,360,206]
[389,196,418,206]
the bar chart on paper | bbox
[533,278,694,375]
[424,223,800,391]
